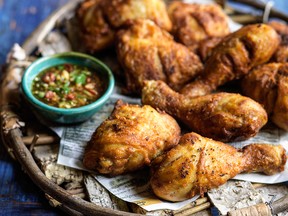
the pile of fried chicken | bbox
[78,0,288,202]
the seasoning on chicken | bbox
[76,0,115,52]
[102,0,172,31]
[83,100,181,175]
[76,0,172,53]
[180,24,280,97]
[142,80,267,142]
[241,62,288,131]
[197,37,223,62]
[269,21,288,63]
[168,2,230,53]
[116,19,203,95]
[150,132,287,201]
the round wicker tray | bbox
[1,1,288,216]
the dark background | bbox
[0,0,287,215]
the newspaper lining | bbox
[208,180,288,215]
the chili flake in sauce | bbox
[31,64,106,108]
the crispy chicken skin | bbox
[180,24,280,97]
[150,132,287,201]
[168,2,230,53]
[241,63,288,131]
[142,80,267,142]
[197,37,223,62]
[116,19,203,95]
[83,100,181,176]
[76,0,172,52]
[76,0,115,52]
[269,21,288,63]
[102,0,172,31]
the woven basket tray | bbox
[1,1,288,215]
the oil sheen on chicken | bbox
[142,80,267,142]
[116,19,203,95]
[168,2,230,53]
[180,24,280,97]
[83,100,181,175]
[102,0,172,31]
[76,0,115,52]
[269,21,288,63]
[241,63,288,131]
[76,0,172,52]
[150,132,287,201]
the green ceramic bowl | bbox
[21,52,114,124]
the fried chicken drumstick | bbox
[116,19,203,95]
[150,132,287,201]
[142,80,267,142]
[83,100,181,175]
[180,24,280,97]
[241,63,288,131]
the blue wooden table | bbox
[0,0,287,216]
[0,1,69,215]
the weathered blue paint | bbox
[0,0,68,65]
[0,1,68,215]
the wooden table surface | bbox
[0,1,69,215]
[0,0,288,216]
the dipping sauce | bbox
[31,64,106,108]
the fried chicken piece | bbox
[116,19,203,95]
[197,37,223,62]
[150,132,287,201]
[269,21,288,63]
[274,44,288,63]
[83,100,181,175]
[168,2,230,53]
[102,0,172,31]
[241,63,288,131]
[76,0,172,52]
[76,0,115,52]
[142,80,267,142]
[180,24,280,97]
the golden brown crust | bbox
[150,132,286,201]
[102,0,172,31]
[273,46,288,63]
[269,21,288,63]
[241,62,288,131]
[180,24,280,97]
[76,0,115,52]
[142,80,268,142]
[268,21,288,38]
[116,19,203,95]
[241,144,287,175]
[151,132,243,201]
[83,100,181,175]
[76,0,172,52]
[197,37,223,62]
[168,2,230,52]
